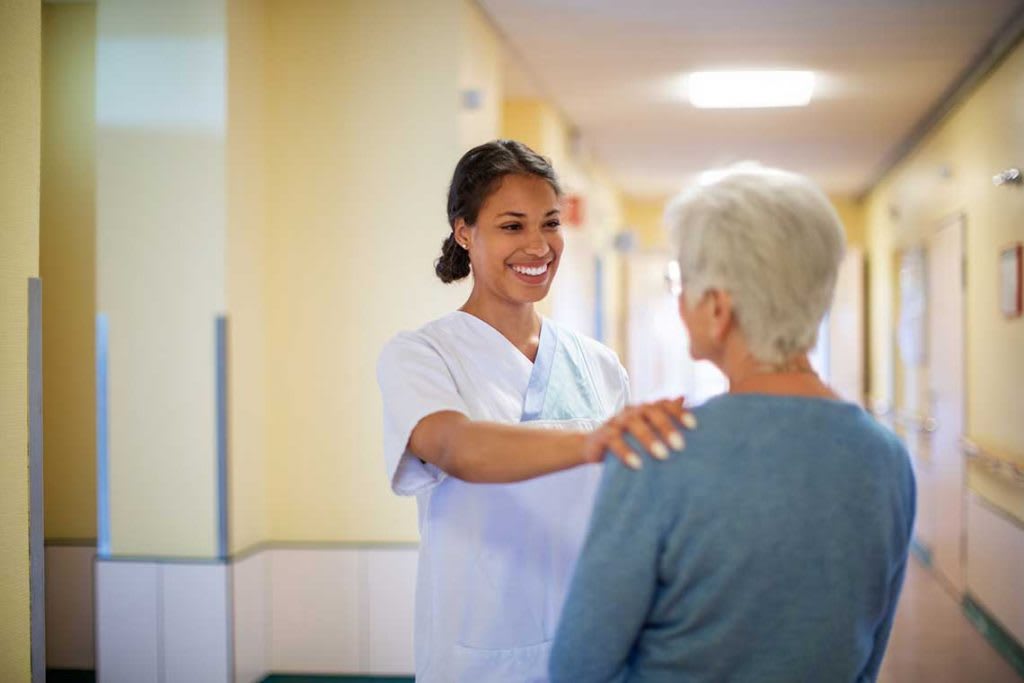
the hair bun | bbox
[435,233,471,283]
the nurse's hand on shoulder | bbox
[581,397,697,471]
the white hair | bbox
[665,163,846,365]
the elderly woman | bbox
[549,165,915,682]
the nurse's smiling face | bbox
[455,173,563,305]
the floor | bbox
[879,558,1021,682]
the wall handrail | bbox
[868,399,937,434]
[961,437,1024,488]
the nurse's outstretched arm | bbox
[408,398,691,484]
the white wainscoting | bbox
[232,551,269,683]
[268,548,363,673]
[265,546,418,677]
[365,548,418,675]
[162,564,231,682]
[45,544,96,670]
[95,561,161,683]
[93,545,417,682]
[96,560,230,683]
[966,493,1024,644]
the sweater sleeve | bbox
[549,449,666,682]
[860,447,916,681]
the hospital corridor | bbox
[2,0,1024,681]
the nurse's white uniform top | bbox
[377,311,629,682]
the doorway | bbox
[925,214,967,593]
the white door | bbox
[625,251,726,404]
[926,214,966,593]
[897,249,934,554]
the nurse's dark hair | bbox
[436,139,562,283]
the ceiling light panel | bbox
[688,70,815,109]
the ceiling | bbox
[478,0,1024,198]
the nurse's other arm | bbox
[407,398,689,483]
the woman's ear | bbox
[454,218,472,250]
[708,289,735,343]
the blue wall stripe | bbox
[96,313,111,558]
[216,316,229,560]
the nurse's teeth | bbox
[511,264,548,276]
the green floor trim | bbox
[909,536,933,568]
[262,676,413,683]
[963,594,1024,678]
[46,670,95,683]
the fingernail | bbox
[651,442,669,460]
[668,431,685,451]
[625,453,643,470]
[682,413,698,430]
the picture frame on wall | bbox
[1000,242,1022,319]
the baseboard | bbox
[45,545,96,669]
[909,536,933,567]
[963,594,1024,678]
[262,676,413,683]
[45,670,95,683]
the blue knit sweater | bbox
[550,394,915,682]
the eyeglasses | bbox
[665,260,683,297]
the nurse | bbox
[377,139,690,682]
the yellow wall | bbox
[263,0,478,544]
[622,195,670,250]
[96,0,226,557]
[864,41,1024,522]
[582,161,626,355]
[459,0,502,151]
[502,98,571,170]
[41,1,97,543]
[0,0,40,677]
[42,0,272,557]
[227,0,269,555]
[830,196,866,250]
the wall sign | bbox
[564,194,585,228]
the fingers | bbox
[643,401,686,451]
[616,408,670,462]
[659,396,697,430]
[588,396,700,472]
[607,433,644,470]
[581,425,638,469]
[676,396,699,430]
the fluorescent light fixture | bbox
[688,70,814,109]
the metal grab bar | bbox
[962,437,1024,488]
[894,410,937,434]
[868,399,936,434]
